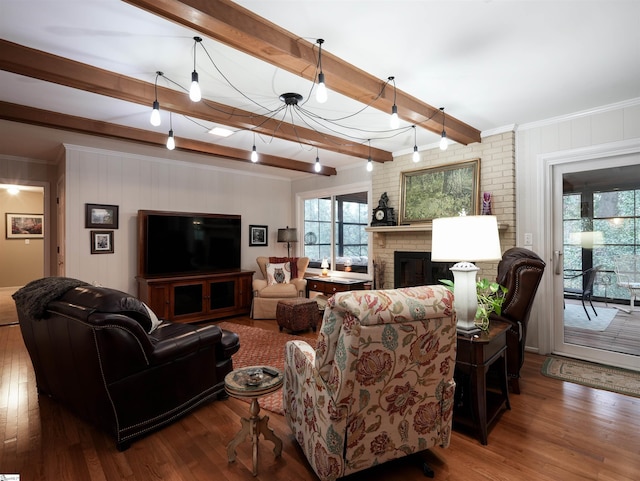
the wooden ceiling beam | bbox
[124,0,481,145]
[0,101,337,175]
[0,39,390,164]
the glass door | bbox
[552,157,640,370]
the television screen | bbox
[140,211,241,276]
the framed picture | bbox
[90,230,114,254]
[399,159,480,224]
[249,225,268,246]
[6,213,44,239]
[85,204,119,229]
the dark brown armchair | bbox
[489,247,546,394]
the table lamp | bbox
[321,258,329,276]
[431,215,502,331]
[277,226,298,257]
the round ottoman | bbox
[276,298,319,333]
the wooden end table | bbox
[453,321,511,445]
[224,365,284,476]
[306,276,368,297]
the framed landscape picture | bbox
[90,230,114,254]
[6,213,44,239]
[399,159,480,224]
[85,203,119,229]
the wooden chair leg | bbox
[509,377,520,395]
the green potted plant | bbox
[440,278,508,331]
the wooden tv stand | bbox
[137,270,254,324]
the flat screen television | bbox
[138,210,241,277]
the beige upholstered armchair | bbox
[251,256,309,319]
[283,285,457,480]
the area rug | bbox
[563,303,617,331]
[541,356,640,398]
[217,321,317,415]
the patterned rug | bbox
[217,322,317,414]
[541,356,640,398]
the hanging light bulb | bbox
[150,71,162,126]
[166,113,175,150]
[412,125,420,163]
[314,149,321,172]
[250,132,258,162]
[366,139,373,172]
[439,107,448,151]
[389,77,399,129]
[315,39,328,103]
[189,37,202,102]
[166,130,175,150]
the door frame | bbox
[541,138,640,370]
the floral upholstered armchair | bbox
[283,285,457,480]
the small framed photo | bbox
[249,225,268,246]
[90,230,114,254]
[6,213,44,239]
[85,204,119,229]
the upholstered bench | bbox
[276,298,319,333]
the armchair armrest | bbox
[252,278,268,295]
[291,278,307,295]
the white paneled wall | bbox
[62,145,293,294]
[516,99,640,354]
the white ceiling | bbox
[1,0,639,179]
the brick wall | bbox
[370,131,516,288]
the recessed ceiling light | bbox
[208,127,234,137]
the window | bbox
[563,184,640,302]
[302,190,369,275]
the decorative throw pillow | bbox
[142,302,163,333]
[269,256,299,279]
[266,262,291,285]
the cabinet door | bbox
[207,278,236,312]
[172,282,205,319]
[147,284,170,319]
[238,273,253,311]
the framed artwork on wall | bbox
[90,230,114,254]
[85,204,119,229]
[399,159,480,224]
[249,225,268,246]
[6,213,44,239]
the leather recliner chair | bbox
[13,277,240,450]
[489,247,546,394]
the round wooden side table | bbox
[224,365,284,476]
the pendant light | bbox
[315,39,328,104]
[250,132,258,162]
[389,76,399,129]
[166,112,175,150]
[189,37,202,102]
[439,107,448,151]
[366,140,373,172]
[412,125,420,163]
[314,148,321,172]
[150,71,162,126]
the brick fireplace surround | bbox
[368,131,516,289]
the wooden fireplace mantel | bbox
[365,223,509,247]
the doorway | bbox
[551,156,640,369]
[0,183,47,288]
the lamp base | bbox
[450,261,480,332]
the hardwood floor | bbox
[1,309,640,481]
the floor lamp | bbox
[277,226,298,257]
[431,215,502,332]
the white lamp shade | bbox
[431,215,502,262]
[320,258,329,269]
